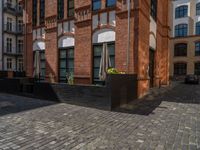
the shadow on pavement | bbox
[114,81,200,115]
[0,93,56,117]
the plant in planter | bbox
[107,68,125,74]
[66,72,74,85]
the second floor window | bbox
[175,24,188,37]
[17,40,23,53]
[93,0,101,11]
[6,38,12,53]
[174,43,187,57]
[197,3,200,15]
[40,0,45,25]
[58,0,64,20]
[195,42,200,56]
[7,58,12,70]
[32,0,37,26]
[175,5,188,19]
[106,0,116,7]
[68,0,74,17]
[196,22,200,35]
[195,62,200,75]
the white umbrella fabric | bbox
[99,43,111,81]
[33,50,40,79]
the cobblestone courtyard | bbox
[0,82,200,150]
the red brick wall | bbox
[23,0,170,98]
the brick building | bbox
[20,0,169,98]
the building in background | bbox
[0,0,24,72]
[20,0,169,98]
[170,0,200,78]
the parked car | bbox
[185,75,199,84]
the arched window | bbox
[174,63,187,75]
[175,5,188,18]
[196,22,200,35]
[174,43,187,56]
[196,3,200,15]
[195,42,200,56]
[175,24,188,37]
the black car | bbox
[185,75,199,84]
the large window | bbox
[40,0,45,25]
[196,22,200,35]
[68,0,74,17]
[174,43,187,57]
[17,59,23,71]
[40,51,46,80]
[175,5,188,19]
[6,38,12,53]
[92,0,101,11]
[195,62,200,75]
[174,63,187,76]
[93,42,115,84]
[7,58,12,70]
[58,0,64,20]
[59,48,74,82]
[106,0,116,7]
[151,0,157,21]
[195,42,200,56]
[17,40,23,53]
[32,0,37,26]
[197,3,200,15]
[6,17,12,32]
[175,24,188,37]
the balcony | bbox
[4,47,23,56]
[3,2,23,16]
[4,24,24,35]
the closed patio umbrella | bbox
[99,43,111,81]
[33,50,40,79]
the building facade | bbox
[20,0,169,97]
[0,0,24,72]
[170,0,200,78]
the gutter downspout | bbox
[127,0,131,73]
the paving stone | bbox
[0,82,199,149]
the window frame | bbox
[92,0,101,11]
[175,5,188,19]
[175,24,188,37]
[174,63,187,76]
[174,43,187,57]
[195,42,200,56]
[68,0,74,17]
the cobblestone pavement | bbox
[0,82,200,150]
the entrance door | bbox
[149,49,155,88]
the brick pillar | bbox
[136,0,151,97]
[74,1,92,84]
[24,0,33,77]
[115,2,135,73]
[44,0,58,82]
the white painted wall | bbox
[149,16,157,49]
[58,36,75,48]
[33,40,45,51]
[93,29,115,44]
[172,0,200,36]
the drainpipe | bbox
[126,0,131,73]
[24,0,27,75]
